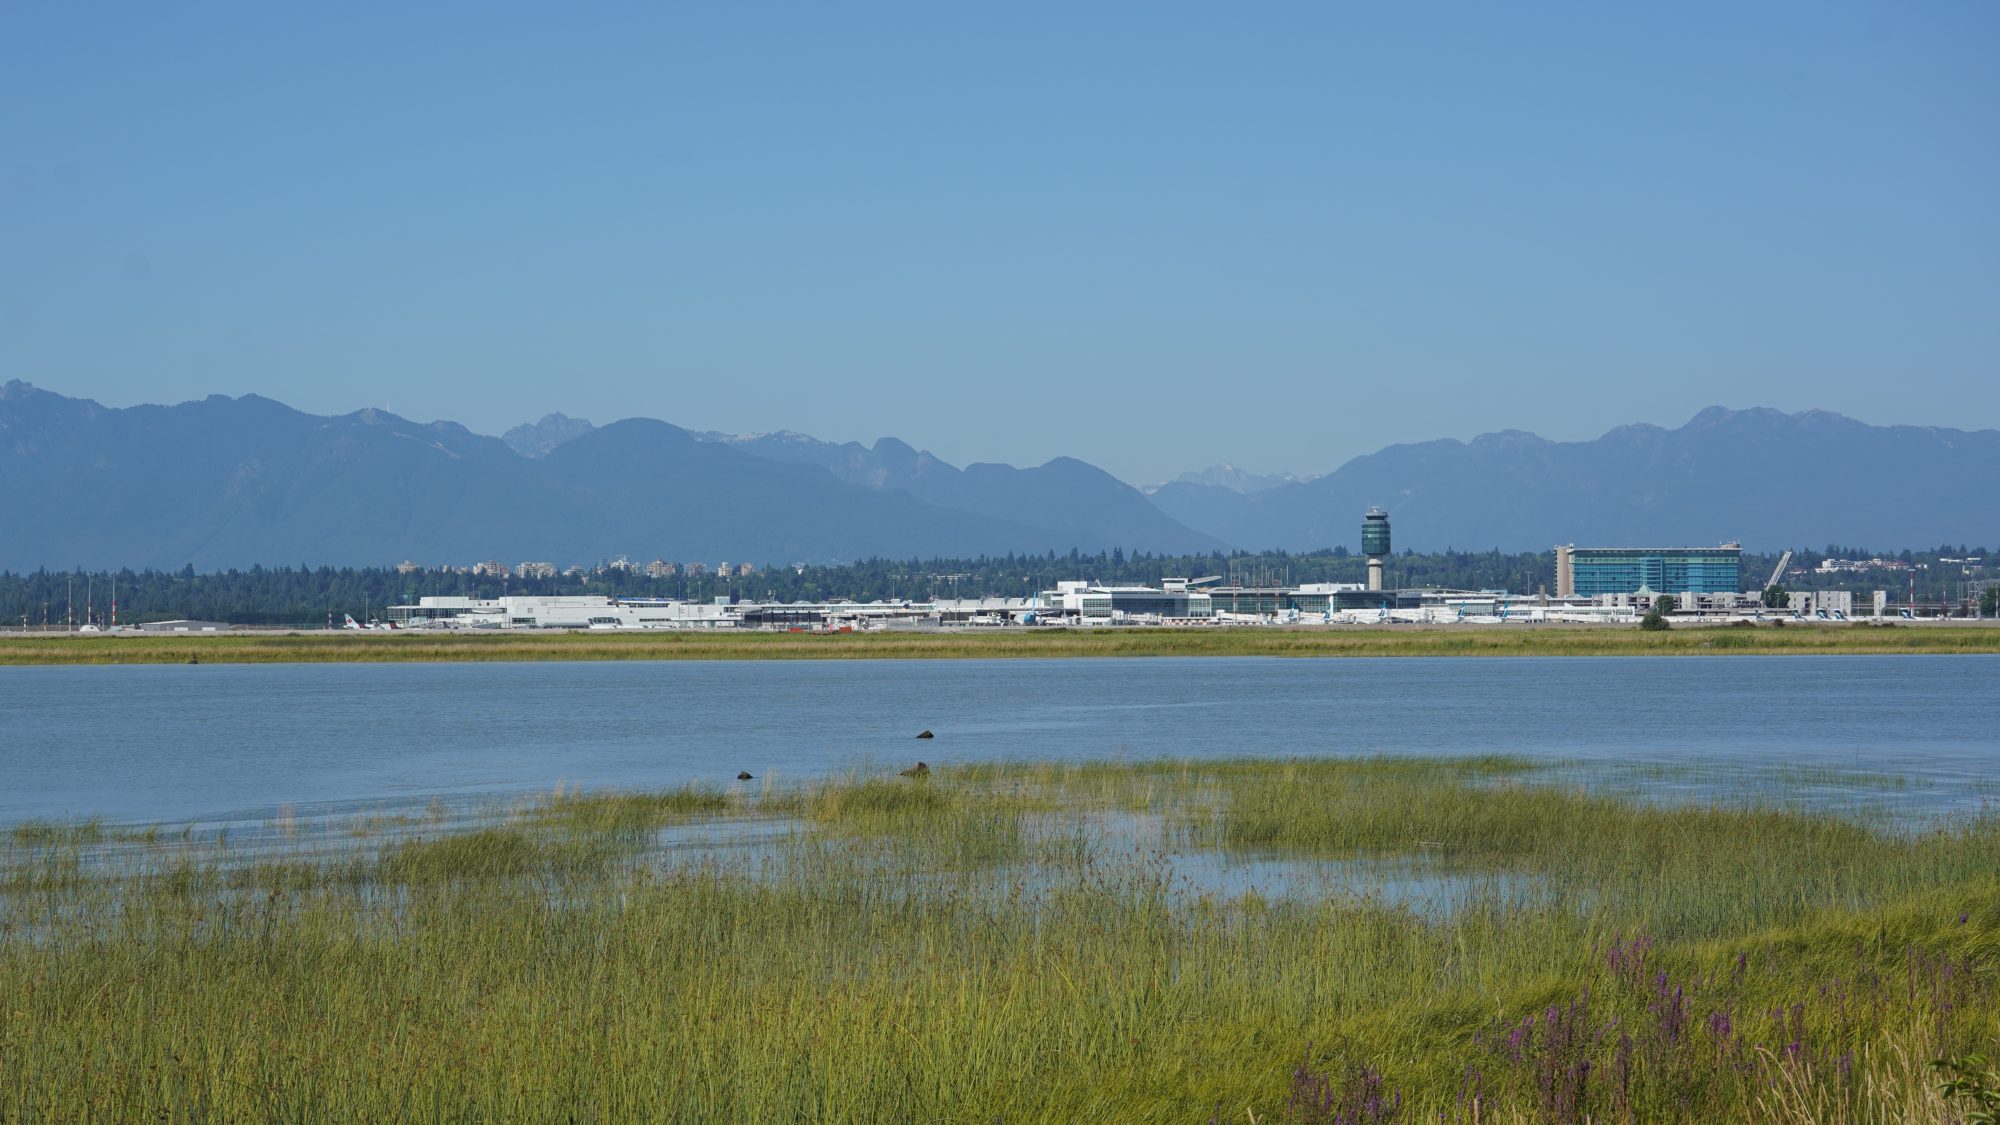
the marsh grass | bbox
[373,827,622,885]
[2,757,1996,1121]
[770,774,1034,871]
[534,783,737,835]
[8,817,105,847]
[1196,757,2000,943]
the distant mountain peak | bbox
[1152,462,1309,495]
[1466,429,1548,451]
[1681,405,1879,432]
[503,413,596,458]
[1,379,58,403]
[726,429,817,446]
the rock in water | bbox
[899,761,931,779]
[915,730,934,739]
[737,771,754,781]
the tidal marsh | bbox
[2,758,1996,1121]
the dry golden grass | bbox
[3,621,1996,664]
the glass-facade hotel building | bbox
[1555,545,1742,597]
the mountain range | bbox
[512,416,1223,556]
[0,382,1214,570]
[1146,408,2000,554]
[3,381,1994,571]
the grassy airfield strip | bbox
[1,622,1999,664]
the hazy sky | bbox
[4,4,1995,484]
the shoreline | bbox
[3,622,1998,665]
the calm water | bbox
[1,655,1995,827]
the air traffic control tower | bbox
[1362,507,1391,591]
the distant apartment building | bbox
[735,562,756,577]
[646,559,677,578]
[1555,545,1741,598]
[516,561,557,580]
[395,560,420,575]
[684,562,708,577]
[1815,557,1913,574]
[471,560,510,578]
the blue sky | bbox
[4,3,1994,483]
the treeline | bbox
[0,546,1986,626]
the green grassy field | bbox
[4,758,1996,1121]
[3,622,1998,664]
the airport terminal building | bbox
[1555,544,1742,597]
